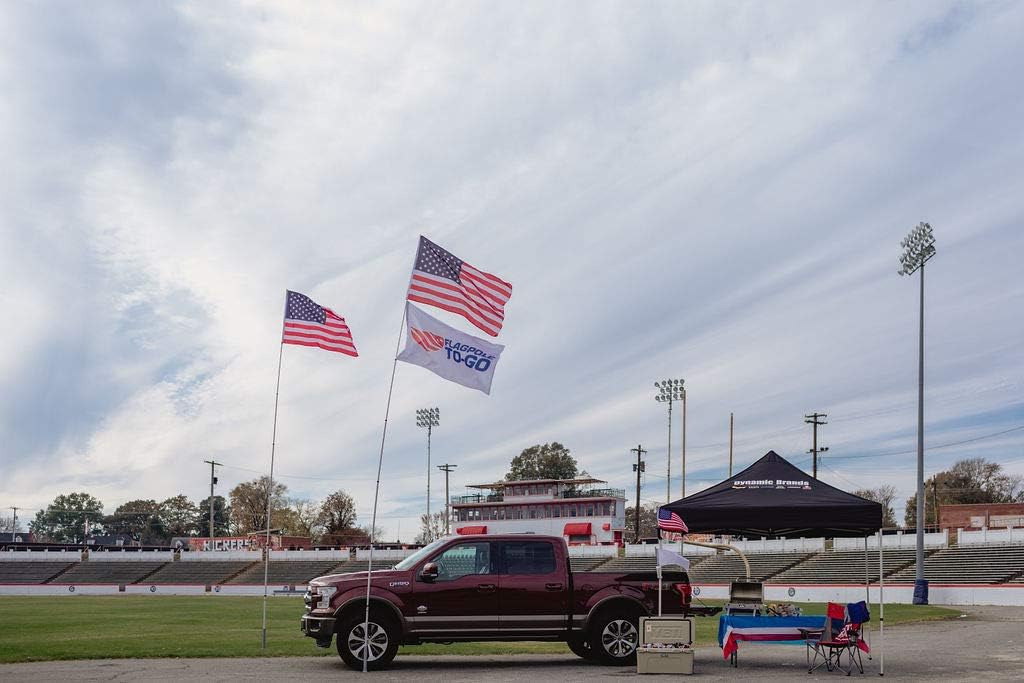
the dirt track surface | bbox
[3,606,1022,681]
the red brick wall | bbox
[939,503,1024,530]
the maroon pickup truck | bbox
[301,534,694,670]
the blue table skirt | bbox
[718,615,826,647]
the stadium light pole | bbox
[898,221,936,605]
[655,379,686,502]
[416,408,440,535]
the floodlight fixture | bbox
[654,378,687,503]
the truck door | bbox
[410,540,498,636]
[496,539,568,635]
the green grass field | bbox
[0,596,958,664]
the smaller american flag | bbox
[657,508,688,534]
[282,290,358,357]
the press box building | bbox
[450,477,627,545]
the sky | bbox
[2,1,1023,540]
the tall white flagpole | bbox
[657,532,664,617]
[261,292,288,649]
[360,307,407,672]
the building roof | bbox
[467,477,606,489]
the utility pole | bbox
[437,464,458,535]
[728,413,734,477]
[8,507,19,535]
[631,444,647,542]
[804,413,829,479]
[203,460,222,538]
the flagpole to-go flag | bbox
[361,251,421,672]
[261,293,288,649]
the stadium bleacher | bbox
[56,561,166,585]
[228,560,345,585]
[773,549,923,584]
[0,561,74,584]
[568,556,612,572]
[888,545,1024,584]
[144,560,255,585]
[690,552,813,583]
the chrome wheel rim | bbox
[348,621,388,662]
[600,618,638,658]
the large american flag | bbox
[281,290,358,357]
[657,508,688,533]
[406,236,512,337]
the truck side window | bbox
[501,541,556,575]
[432,542,491,580]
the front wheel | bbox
[567,634,597,661]
[335,608,400,671]
[588,610,641,666]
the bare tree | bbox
[415,511,447,544]
[852,486,898,528]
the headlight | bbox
[316,586,337,609]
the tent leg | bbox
[865,535,871,659]
[878,531,885,676]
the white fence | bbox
[958,527,1023,545]
[833,531,948,550]
[271,549,348,561]
[87,551,176,562]
[354,548,415,561]
[180,550,262,562]
[728,537,826,554]
[0,550,83,561]
[567,545,619,558]
[624,542,714,556]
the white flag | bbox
[656,546,691,571]
[397,303,505,395]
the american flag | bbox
[657,508,688,533]
[281,290,358,357]
[410,326,445,352]
[406,236,512,337]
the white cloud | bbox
[3,2,1023,539]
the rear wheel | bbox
[588,608,641,666]
[335,607,400,671]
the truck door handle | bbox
[477,583,496,593]
[545,583,563,591]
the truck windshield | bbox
[393,537,450,571]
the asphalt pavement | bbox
[2,605,1021,681]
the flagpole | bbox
[361,306,408,672]
[657,533,664,617]
[261,337,286,649]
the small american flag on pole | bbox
[406,236,512,337]
[657,508,688,534]
[282,290,358,357]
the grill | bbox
[725,579,764,616]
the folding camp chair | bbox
[805,601,868,675]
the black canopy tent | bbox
[662,450,886,674]
[663,450,882,538]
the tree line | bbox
[24,477,364,546]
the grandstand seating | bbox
[888,545,1024,584]
[569,556,611,572]
[144,561,255,585]
[772,549,922,584]
[57,561,166,584]
[689,552,813,583]
[228,560,344,585]
[0,561,74,584]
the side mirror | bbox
[420,562,439,582]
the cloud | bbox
[3,2,1023,539]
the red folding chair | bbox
[806,602,867,675]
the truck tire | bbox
[588,607,641,666]
[335,607,400,671]
[567,634,596,661]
